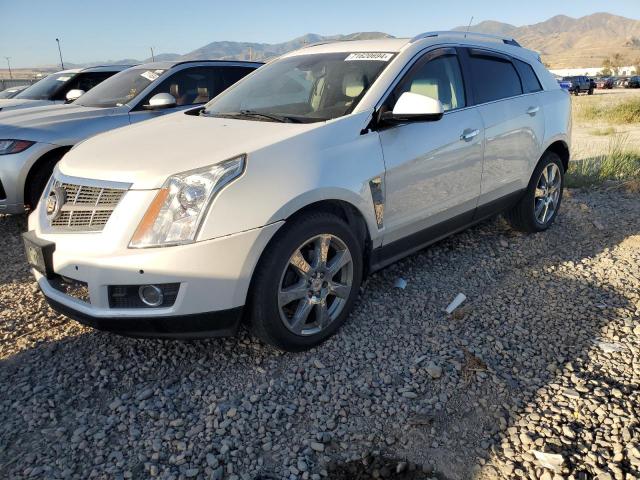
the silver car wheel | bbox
[278,234,353,336]
[534,163,561,225]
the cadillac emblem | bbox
[46,186,66,221]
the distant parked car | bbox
[596,77,614,89]
[0,85,29,99]
[0,65,132,113]
[562,76,593,95]
[626,76,640,88]
[0,60,261,214]
[616,77,630,88]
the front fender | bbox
[196,111,386,245]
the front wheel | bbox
[588,88,594,95]
[248,212,363,351]
[505,152,564,233]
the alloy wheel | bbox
[534,163,561,225]
[278,234,354,336]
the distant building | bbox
[550,66,638,77]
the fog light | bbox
[138,285,164,307]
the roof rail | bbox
[170,59,265,68]
[410,31,521,47]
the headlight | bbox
[0,139,35,155]
[129,155,245,248]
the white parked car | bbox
[0,85,29,99]
[25,32,571,351]
[0,65,131,112]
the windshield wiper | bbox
[203,110,300,123]
[239,110,300,123]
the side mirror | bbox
[144,93,177,110]
[65,89,85,103]
[380,92,444,124]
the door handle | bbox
[460,128,480,141]
[527,106,540,116]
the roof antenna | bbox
[465,16,474,38]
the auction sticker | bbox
[56,76,72,82]
[140,71,159,81]
[345,52,394,62]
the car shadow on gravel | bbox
[0,190,639,479]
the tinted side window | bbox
[467,52,522,104]
[211,67,256,95]
[391,53,466,112]
[52,72,115,100]
[140,66,255,107]
[514,59,542,93]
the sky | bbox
[1,0,639,68]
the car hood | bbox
[0,104,122,144]
[59,111,324,189]
[0,98,54,112]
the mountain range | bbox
[453,12,640,67]
[35,13,640,70]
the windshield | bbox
[75,68,164,108]
[14,72,77,100]
[0,87,26,99]
[204,52,394,123]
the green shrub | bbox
[567,135,640,188]
[574,98,640,124]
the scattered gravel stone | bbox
[1,189,639,479]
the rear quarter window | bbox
[466,51,523,104]
[514,59,543,93]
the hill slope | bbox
[455,13,640,68]
[180,32,393,61]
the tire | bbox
[588,88,594,95]
[505,151,564,233]
[573,89,580,96]
[25,157,60,210]
[248,212,363,352]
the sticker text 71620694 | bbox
[345,53,394,62]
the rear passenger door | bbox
[461,49,545,208]
[129,66,255,124]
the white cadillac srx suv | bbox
[25,32,571,351]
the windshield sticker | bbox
[140,71,159,82]
[154,69,165,74]
[345,52,394,62]
[56,76,72,82]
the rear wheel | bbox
[505,151,564,233]
[249,212,363,351]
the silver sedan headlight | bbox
[130,155,245,248]
[0,139,35,155]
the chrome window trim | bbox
[373,42,546,115]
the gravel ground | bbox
[1,188,639,480]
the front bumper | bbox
[30,221,283,337]
[46,296,243,338]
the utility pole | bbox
[55,38,65,70]
[150,47,155,62]
[248,47,252,61]
[4,57,12,79]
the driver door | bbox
[378,48,484,245]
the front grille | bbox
[50,276,90,303]
[49,180,127,232]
